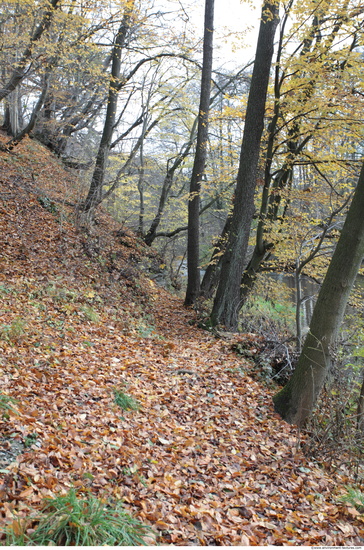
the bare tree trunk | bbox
[184,0,214,306]
[137,88,151,237]
[210,0,279,329]
[81,2,134,216]
[144,117,198,246]
[200,212,232,298]
[7,71,50,147]
[0,0,60,102]
[273,159,364,426]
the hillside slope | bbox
[0,135,363,545]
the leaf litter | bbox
[0,133,363,545]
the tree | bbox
[202,0,363,308]
[0,0,61,102]
[210,0,280,330]
[273,158,364,426]
[81,1,135,216]
[143,66,249,248]
[143,117,198,246]
[184,0,214,306]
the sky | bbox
[192,0,262,68]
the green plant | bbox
[240,274,296,336]
[37,195,58,214]
[113,389,140,411]
[24,433,38,448]
[83,340,93,347]
[0,393,18,418]
[81,306,99,323]
[45,282,78,303]
[340,486,364,513]
[136,320,155,338]
[0,318,26,342]
[5,489,153,545]
[0,283,12,296]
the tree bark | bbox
[356,374,364,432]
[210,0,279,329]
[0,0,60,102]
[81,2,134,215]
[273,159,364,426]
[200,211,232,298]
[184,0,214,306]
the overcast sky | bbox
[191,0,261,68]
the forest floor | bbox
[0,133,363,546]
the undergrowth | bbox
[4,489,153,546]
[302,352,364,481]
[113,389,140,411]
[340,486,364,513]
[0,394,19,418]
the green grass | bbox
[0,393,19,418]
[5,489,153,545]
[44,281,78,303]
[0,318,26,342]
[241,294,296,334]
[340,486,364,513]
[113,389,140,411]
[0,283,13,296]
[81,305,100,323]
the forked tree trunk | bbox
[273,159,364,426]
[210,0,279,329]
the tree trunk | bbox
[0,0,60,102]
[81,2,134,215]
[273,159,364,426]
[232,3,346,313]
[356,374,364,432]
[200,212,232,298]
[184,0,214,306]
[7,71,50,147]
[144,66,250,248]
[210,0,279,329]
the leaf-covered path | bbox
[2,284,363,545]
[0,134,363,545]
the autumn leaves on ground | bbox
[0,134,363,546]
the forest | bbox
[1,0,364,545]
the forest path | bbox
[2,275,362,545]
[0,134,363,545]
